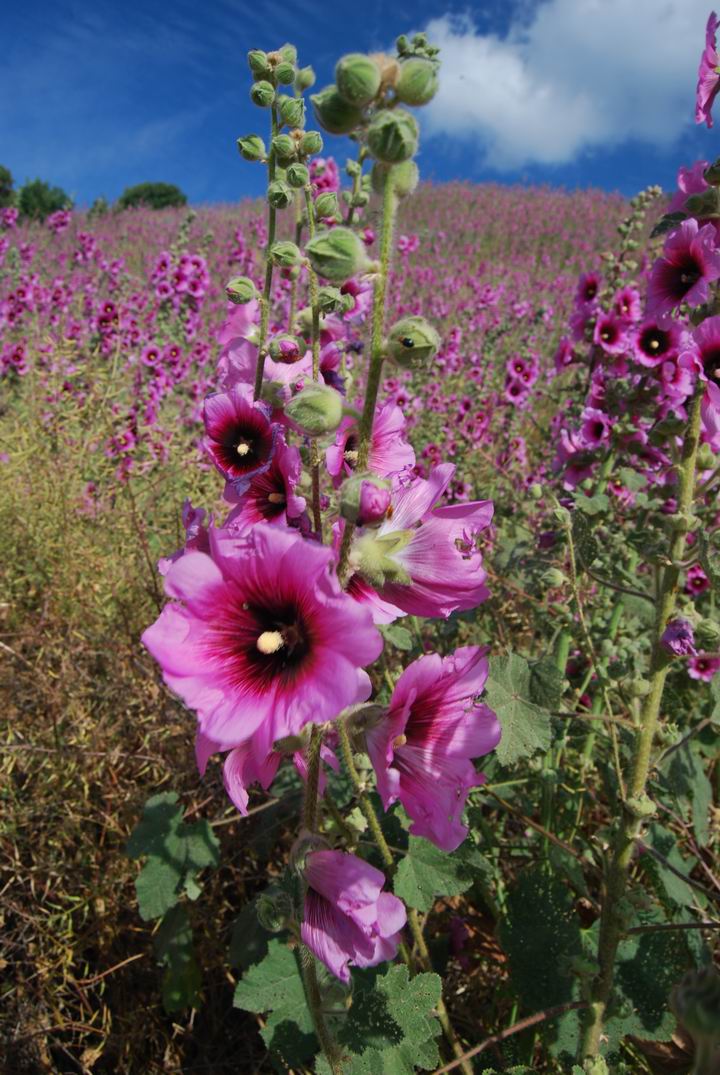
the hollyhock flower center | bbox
[641,327,669,356]
[235,600,312,687]
[343,434,359,467]
[678,257,702,290]
[702,347,720,380]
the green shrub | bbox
[118,182,188,210]
[0,164,14,207]
[17,178,71,219]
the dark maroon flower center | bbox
[639,326,670,357]
[599,323,618,344]
[701,346,720,380]
[673,255,702,298]
[343,433,359,469]
[220,597,313,691]
[212,414,274,481]
[583,281,598,301]
[592,421,605,439]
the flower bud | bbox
[350,191,369,208]
[277,94,305,129]
[704,157,720,185]
[290,832,329,873]
[285,383,344,436]
[256,890,295,933]
[317,286,353,315]
[396,57,439,105]
[295,306,329,336]
[697,443,717,470]
[396,34,410,56]
[278,43,297,64]
[371,160,419,199]
[685,188,720,219]
[250,80,275,108]
[696,618,720,648]
[353,530,414,587]
[315,191,342,221]
[286,162,310,188]
[541,567,567,588]
[268,180,293,209]
[295,65,316,92]
[225,275,257,304]
[340,474,392,526]
[311,85,364,135]
[385,315,440,369]
[274,60,296,85]
[305,226,368,282]
[269,333,305,364]
[248,49,271,79]
[237,134,267,162]
[367,109,419,163]
[271,133,296,164]
[300,129,323,155]
[269,240,301,267]
[335,53,382,106]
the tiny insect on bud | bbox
[367,109,419,163]
[267,180,294,209]
[250,80,275,108]
[305,227,369,283]
[277,95,305,130]
[385,315,440,369]
[396,56,439,105]
[237,134,267,162]
[311,85,364,135]
[225,276,257,304]
[335,53,382,107]
[286,162,310,189]
[284,384,344,436]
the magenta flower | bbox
[578,407,611,450]
[646,220,720,317]
[612,286,642,322]
[158,500,211,576]
[696,12,720,127]
[632,317,684,368]
[142,525,383,754]
[203,387,277,490]
[661,618,697,657]
[575,271,601,307]
[366,647,500,851]
[686,561,710,597]
[326,403,415,487]
[686,314,720,384]
[224,439,306,531]
[593,313,629,356]
[688,653,720,681]
[301,849,406,983]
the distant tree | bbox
[117,182,188,210]
[88,196,110,220]
[0,165,14,207]
[18,178,71,220]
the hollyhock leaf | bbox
[380,624,414,651]
[153,905,201,1012]
[650,211,687,239]
[529,658,565,710]
[161,956,202,1014]
[574,492,609,516]
[228,900,273,969]
[658,740,712,844]
[135,856,183,921]
[484,654,552,766]
[571,511,599,569]
[233,941,312,1037]
[262,1007,317,1066]
[696,531,720,594]
[611,911,691,1043]
[182,819,220,872]
[394,836,490,913]
[126,791,183,859]
[638,824,700,910]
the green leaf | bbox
[639,824,700,910]
[485,654,552,765]
[233,939,310,1017]
[154,905,201,1012]
[529,657,565,710]
[135,856,183,921]
[650,210,686,238]
[574,492,609,516]
[394,837,491,913]
[228,900,273,971]
[571,510,598,568]
[660,741,712,844]
[126,792,184,861]
[182,818,220,871]
[380,624,414,651]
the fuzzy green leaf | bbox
[394,837,491,912]
[135,856,183,921]
[529,657,565,710]
[485,654,552,765]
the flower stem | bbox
[253,105,279,400]
[303,723,324,831]
[300,944,345,1075]
[304,184,324,539]
[579,390,703,1058]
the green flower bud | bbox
[269,240,301,267]
[267,180,293,209]
[385,315,440,369]
[696,618,720,648]
[274,60,296,85]
[311,85,364,135]
[352,530,414,588]
[286,162,310,188]
[335,53,382,106]
[367,109,419,163]
[269,333,305,363]
[371,160,419,199]
[627,678,651,698]
[250,80,275,108]
[271,133,296,165]
[396,57,439,105]
[248,49,271,79]
[685,188,720,219]
[350,191,369,208]
[294,306,330,337]
[225,276,257,304]
[285,383,344,436]
[704,158,720,185]
[396,35,410,56]
[317,286,352,315]
[300,129,323,155]
[340,474,392,527]
[237,134,266,162]
[697,442,716,470]
[305,226,368,282]
[529,483,543,500]
[295,65,316,92]
[277,94,305,129]
[256,890,294,933]
[315,191,341,220]
[541,568,567,588]
[278,43,297,64]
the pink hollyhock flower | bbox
[688,653,720,681]
[661,618,697,657]
[301,849,406,983]
[669,160,710,214]
[685,314,720,385]
[366,647,500,851]
[326,403,415,487]
[612,286,642,323]
[224,439,306,530]
[217,335,312,395]
[142,525,383,754]
[646,220,720,317]
[660,354,696,402]
[593,313,629,356]
[554,336,575,372]
[350,463,493,619]
[217,299,259,346]
[632,317,684,368]
[696,12,720,127]
[340,277,373,321]
[578,407,611,450]
[310,156,340,195]
[686,561,710,596]
[575,271,601,307]
[701,380,720,450]
[202,387,277,491]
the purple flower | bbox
[696,12,720,128]
[301,849,406,983]
[593,313,629,356]
[224,439,306,530]
[326,403,415,487]
[688,654,720,681]
[632,317,684,368]
[366,647,500,851]
[202,386,277,491]
[647,220,720,317]
[661,618,697,656]
[578,407,611,450]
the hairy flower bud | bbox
[269,333,305,363]
[268,180,293,209]
[685,187,720,219]
[277,94,305,129]
[271,133,296,165]
[285,383,344,436]
[306,226,368,282]
[371,160,419,199]
[317,286,353,315]
[396,57,439,105]
[256,890,295,932]
[367,109,419,163]
[300,129,323,155]
[286,162,310,189]
[311,85,364,135]
[295,65,316,92]
[541,567,567,588]
[237,134,267,162]
[335,53,382,106]
[315,191,342,221]
[385,315,440,369]
[340,474,392,527]
[274,60,296,85]
[250,80,275,108]
[269,240,301,267]
[696,618,720,648]
[225,275,257,304]
[278,43,297,64]
[248,49,271,80]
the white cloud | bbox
[422,1,711,168]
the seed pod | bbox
[269,240,301,267]
[286,162,310,189]
[305,227,368,282]
[335,53,381,106]
[250,80,275,108]
[367,109,419,163]
[237,134,266,162]
[300,129,323,155]
[311,85,364,135]
[285,383,344,436]
[277,95,305,129]
[225,276,257,304]
[385,315,440,369]
[268,180,293,209]
[271,133,296,164]
[396,57,439,105]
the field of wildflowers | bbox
[2,19,719,1075]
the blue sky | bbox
[1,0,717,205]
